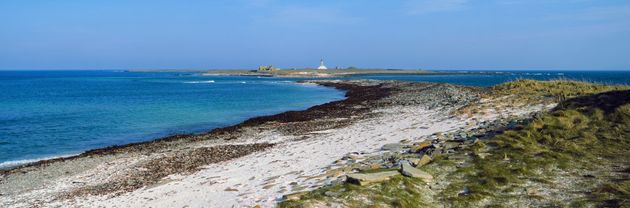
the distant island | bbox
[129,67,448,78]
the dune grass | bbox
[278,175,433,208]
[490,79,629,104]
[444,94,630,207]
[279,80,630,208]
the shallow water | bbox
[353,70,630,87]
[1,70,629,167]
[0,71,345,167]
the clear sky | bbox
[1,0,629,70]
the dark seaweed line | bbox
[0,81,393,174]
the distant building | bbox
[258,65,277,72]
[317,59,328,70]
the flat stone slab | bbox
[381,143,405,152]
[410,141,433,153]
[417,154,432,167]
[346,171,400,186]
[400,162,433,182]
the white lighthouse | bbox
[317,58,328,70]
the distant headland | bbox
[128,68,455,78]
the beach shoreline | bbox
[0,79,557,207]
[1,79,401,206]
[0,81,358,173]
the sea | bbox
[1,70,629,168]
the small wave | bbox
[0,153,79,169]
[184,80,215,84]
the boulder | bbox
[346,171,400,186]
[283,192,308,201]
[410,141,432,153]
[381,143,405,152]
[417,154,432,167]
[400,162,433,182]
[408,158,421,166]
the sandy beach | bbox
[0,80,555,207]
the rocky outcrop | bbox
[400,161,433,182]
[346,171,400,186]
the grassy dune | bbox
[279,80,630,207]
[446,90,630,207]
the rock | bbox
[458,132,468,139]
[369,163,382,170]
[410,141,432,153]
[342,152,362,160]
[283,192,308,201]
[408,158,421,166]
[400,162,433,182]
[381,143,405,152]
[458,187,471,196]
[475,152,491,159]
[417,154,432,167]
[346,171,400,186]
[443,142,460,150]
[224,187,239,192]
[324,191,342,197]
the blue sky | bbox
[1,0,629,70]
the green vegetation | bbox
[491,79,629,104]
[279,175,433,208]
[257,65,278,72]
[444,92,630,207]
[279,80,630,208]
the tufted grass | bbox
[278,81,630,208]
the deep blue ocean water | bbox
[1,70,629,168]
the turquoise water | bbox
[353,71,630,87]
[0,71,345,168]
[1,70,629,168]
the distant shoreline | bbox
[127,68,479,78]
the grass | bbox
[278,175,434,208]
[456,79,629,118]
[491,79,629,105]
[443,90,630,207]
[279,80,630,208]
[491,79,628,97]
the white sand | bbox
[66,106,465,208]
[4,98,552,208]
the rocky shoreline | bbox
[278,80,630,208]
[4,79,610,207]
[2,79,483,207]
[0,80,389,174]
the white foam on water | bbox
[184,80,215,84]
[0,154,79,170]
